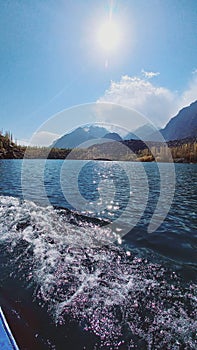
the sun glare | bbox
[97,20,121,52]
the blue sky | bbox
[0,0,197,144]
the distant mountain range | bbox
[52,125,123,149]
[52,100,197,148]
[0,127,196,162]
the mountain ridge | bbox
[52,125,124,149]
[52,100,197,147]
[161,100,197,141]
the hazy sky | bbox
[1,0,197,144]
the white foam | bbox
[0,195,196,349]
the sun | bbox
[97,19,121,52]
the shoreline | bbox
[0,156,196,163]
[0,135,196,163]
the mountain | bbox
[52,125,122,149]
[123,132,139,140]
[85,125,110,138]
[133,124,159,140]
[161,100,197,141]
[103,132,122,141]
[52,127,89,148]
[52,100,197,148]
[123,124,159,141]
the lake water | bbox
[0,159,196,349]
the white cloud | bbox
[141,69,160,79]
[16,139,30,146]
[98,73,197,128]
[180,74,197,109]
[29,131,60,147]
[93,102,145,133]
[98,75,177,127]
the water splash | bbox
[0,196,196,349]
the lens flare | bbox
[97,20,121,52]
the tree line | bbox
[0,130,196,163]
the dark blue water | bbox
[0,160,196,349]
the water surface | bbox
[0,160,196,349]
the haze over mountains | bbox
[124,124,157,141]
[52,101,197,148]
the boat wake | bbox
[0,196,196,349]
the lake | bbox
[0,159,196,349]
